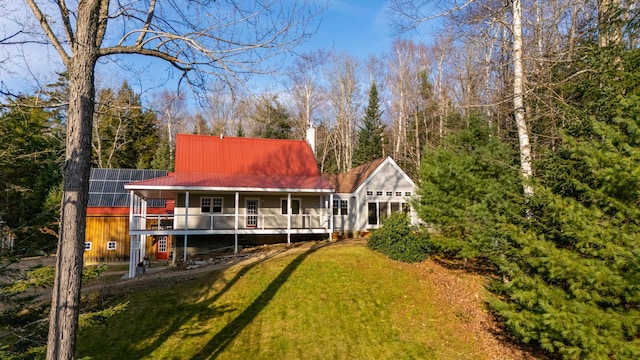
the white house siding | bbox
[174,193,327,230]
[333,160,416,234]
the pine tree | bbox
[414,116,524,258]
[0,96,64,256]
[488,47,640,359]
[252,95,293,139]
[353,82,385,167]
[92,81,159,169]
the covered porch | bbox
[125,188,335,278]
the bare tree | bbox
[389,0,534,196]
[152,90,189,167]
[3,0,321,358]
[287,50,328,140]
[325,53,361,172]
[384,40,429,165]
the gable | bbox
[175,134,319,176]
[322,158,386,194]
[322,157,415,195]
[353,157,415,195]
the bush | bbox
[367,212,431,263]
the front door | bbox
[246,199,259,228]
[156,235,168,260]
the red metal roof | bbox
[175,134,320,176]
[127,134,333,193]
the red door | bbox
[156,236,169,260]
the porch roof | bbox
[125,172,334,198]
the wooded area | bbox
[1,0,639,359]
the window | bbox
[332,199,348,215]
[366,190,373,196]
[201,197,223,213]
[107,241,116,250]
[391,202,401,213]
[386,191,393,196]
[375,190,383,196]
[367,203,378,225]
[84,242,92,251]
[405,191,412,196]
[395,191,402,196]
[281,198,301,215]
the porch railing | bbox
[133,213,330,231]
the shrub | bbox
[367,212,431,263]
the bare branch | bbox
[54,0,75,48]
[135,0,156,47]
[23,0,71,66]
[388,0,479,35]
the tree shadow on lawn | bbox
[117,245,316,359]
[189,242,326,360]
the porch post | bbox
[234,192,239,254]
[172,193,178,265]
[184,191,189,262]
[140,198,147,261]
[287,192,292,245]
[128,191,136,278]
[329,193,334,241]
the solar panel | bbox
[88,168,168,208]
[90,168,108,180]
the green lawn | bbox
[77,241,492,359]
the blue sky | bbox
[0,1,438,103]
[303,0,394,59]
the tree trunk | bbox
[598,0,622,47]
[512,0,534,198]
[46,2,100,358]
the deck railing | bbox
[134,213,330,231]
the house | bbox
[124,134,335,278]
[86,168,173,262]
[322,157,417,238]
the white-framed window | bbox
[107,241,117,250]
[405,191,412,196]
[84,242,92,251]
[281,198,301,215]
[395,191,402,196]
[333,199,348,215]
[375,190,383,196]
[366,190,374,196]
[386,191,393,196]
[201,197,223,213]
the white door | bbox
[246,199,259,227]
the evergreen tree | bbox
[92,81,159,169]
[414,116,524,258]
[0,96,64,255]
[353,82,385,167]
[487,46,640,359]
[252,95,293,139]
[192,113,211,135]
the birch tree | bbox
[389,0,534,196]
[511,0,534,197]
[325,54,361,172]
[2,1,320,358]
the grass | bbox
[77,241,492,360]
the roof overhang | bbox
[124,173,334,199]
